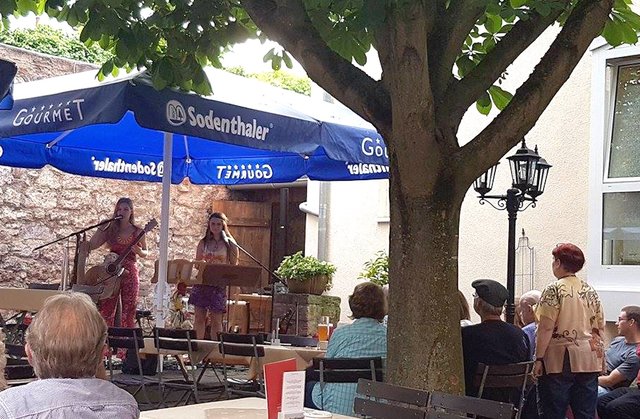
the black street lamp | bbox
[473,139,552,324]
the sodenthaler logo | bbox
[166,100,186,126]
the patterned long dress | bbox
[99,230,140,328]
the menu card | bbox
[264,358,297,419]
[280,370,305,418]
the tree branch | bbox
[240,0,392,134]
[457,0,614,186]
[429,0,488,99]
[442,7,565,126]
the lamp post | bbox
[473,138,552,324]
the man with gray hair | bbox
[0,292,139,418]
[462,279,530,400]
[517,289,542,360]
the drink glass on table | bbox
[317,316,332,342]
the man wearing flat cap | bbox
[462,279,530,402]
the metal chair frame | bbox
[428,391,515,419]
[106,327,155,405]
[312,357,384,411]
[354,378,429,419]
[474,361,535,419]
[218,333,266,398]
[153,327,201,407]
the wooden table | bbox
[141,338,325,379]
[139,396,357,418]
[0,288,62,312]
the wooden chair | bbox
[107,327,155,405]
[218,333,266,398]
[311,357,384,411]
[473,361,535,419]
[353,378,429,419]
[428,391,515,419]
[153,327,201,406]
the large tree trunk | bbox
[386,166,465,393]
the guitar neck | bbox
[113,229,145,264]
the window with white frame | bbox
[589,45,640,300]
[602,63,640,266]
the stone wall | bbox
[0,44,238,300]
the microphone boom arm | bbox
[231,240,287,287]
[33,216,122,251]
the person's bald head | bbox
[518,290,541,326]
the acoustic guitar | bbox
[77,219,157,301]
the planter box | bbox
[286,275,330,295]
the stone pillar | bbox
[273,293,341,336]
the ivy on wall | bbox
[0,25,112,64]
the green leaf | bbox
[488,85,513,110]
[476,92,492,115]
[602,18,624,46]
[485,14,502,33]
[509,0,527,8]
[456,55,475,78]
[282,50,293,68]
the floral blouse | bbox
[535,275,605,374]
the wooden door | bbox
[212,201,272,289]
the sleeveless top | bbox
[201,239,230,264]
[107,229,141,267]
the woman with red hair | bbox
[533,243,605,419]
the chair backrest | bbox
[428,391,515,419]
[279,334,319,347]
[107,327,144,351]
[473,361,534,416]
[153,327,198,352]
[219,333,265,345]
[312,357,384,383]
[5,343,28,359]
[27,283,60,290]
[354,378,429,419]
[218,333,265,358]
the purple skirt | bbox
[188,285,227,313]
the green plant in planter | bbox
[275,251,336,291]
[359,251,388,286]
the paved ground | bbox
[109,359,249,411]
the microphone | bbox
[220,230,230,244]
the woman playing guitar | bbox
[191,212,239,340]
[84,197,148,328]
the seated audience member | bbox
[598,306,640,396]
[0,292,139,418]
[462,279,529,402]
[517,290,541,360]
[306,282,387,416]
[598,342,640,419]
[459,290,473,327]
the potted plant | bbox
[275,251,336,295]
[359,251,388,286]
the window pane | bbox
[609,65,640,178]
[603,192,640,265]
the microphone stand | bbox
[228,235,287,336]
[34,217,122,290]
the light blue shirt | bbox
[311,317,387,416]
[0,378,139,419]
